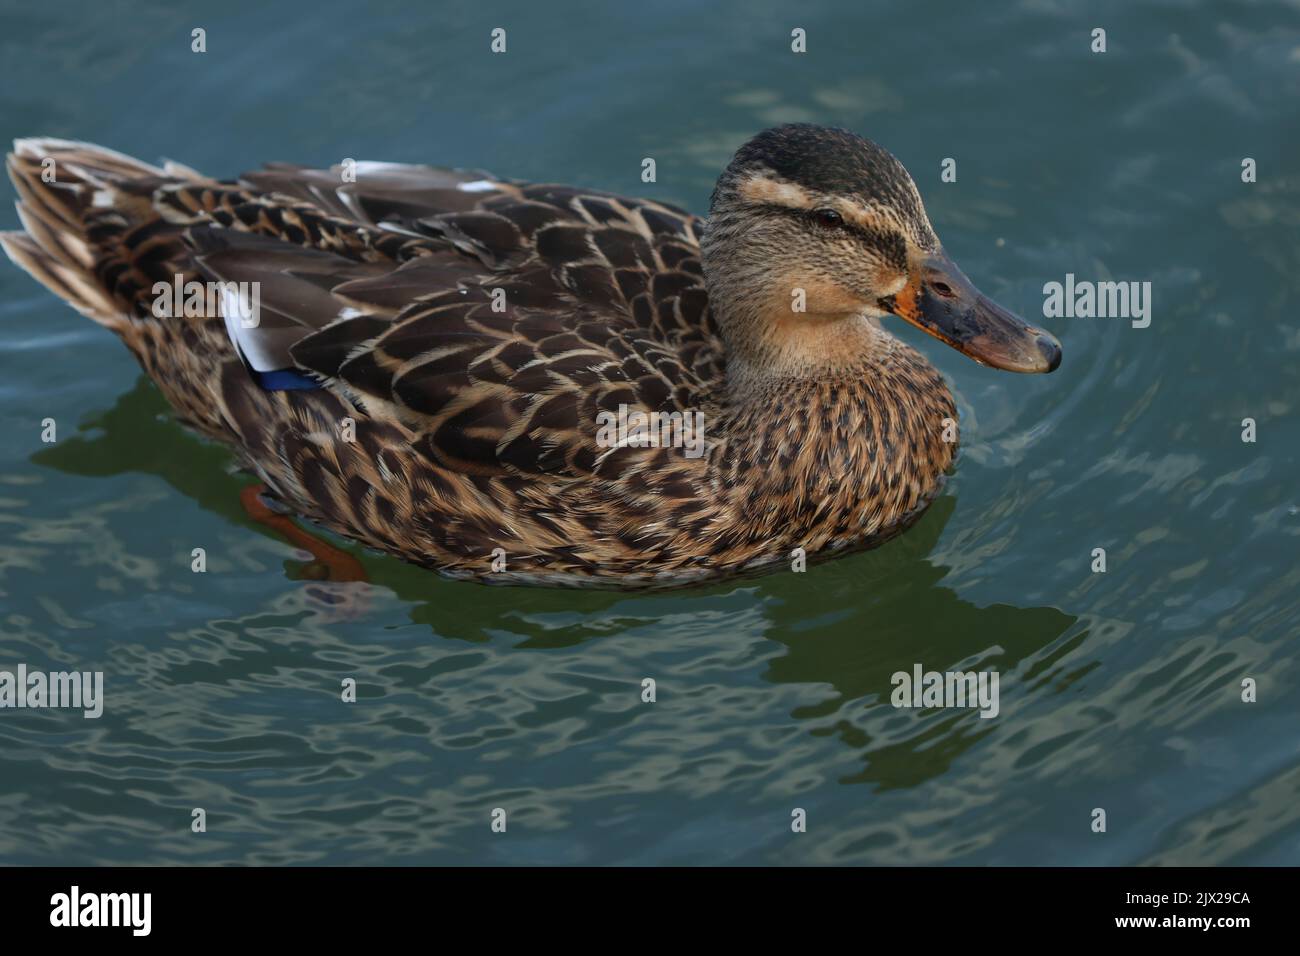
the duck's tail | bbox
[1,138,201,330]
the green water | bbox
[0,0,1297,865]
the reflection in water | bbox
[756,499,1077,791]
[33,375,1080,803]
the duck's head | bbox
[701,124,1061,377]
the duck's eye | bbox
[811,207,844,229]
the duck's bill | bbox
[882,252,1062,373]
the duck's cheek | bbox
[871,267,910,306]
[775,272,874,318]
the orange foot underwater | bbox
[239,485,369,584]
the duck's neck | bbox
[705,282,958,550]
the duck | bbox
[2,124,1060,588]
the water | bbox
[0,0,1297,865]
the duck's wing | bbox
[178,161,724,479]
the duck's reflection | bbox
[754,497,1078,788]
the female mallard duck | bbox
[2,124,1060,587]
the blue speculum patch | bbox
[252,368,321,391]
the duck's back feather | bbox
[167,161,726,480]
[0,143,724,487]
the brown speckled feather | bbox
[2,138,956,587]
